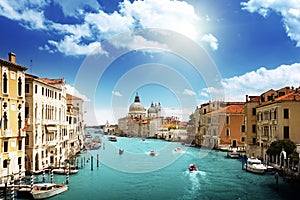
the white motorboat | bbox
[229,150,240,159]
[53,168,78,175]
[31,183,68,199]
[244,157,267,174]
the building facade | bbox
[0,53,27,183]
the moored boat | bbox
[31,183,68,199]
[53,168,78,175]
[229,150,240,159]
[244,157,267,174]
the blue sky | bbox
[1,0,300,125]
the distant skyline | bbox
[1,0,300,125]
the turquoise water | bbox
[18,130,298,200]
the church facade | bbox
[118,93,164,137]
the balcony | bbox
[1,129,12,137]
[261,135,269,141]
[46,140,57,147]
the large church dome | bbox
[129,93,146,116]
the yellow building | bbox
[256,87,300,159]
[0,53,27,183]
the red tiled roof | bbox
[66,93,82,100]
[38,78,65,84]
[209,104,244,114]
[275,91,300,101]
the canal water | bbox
[17,129,298,200]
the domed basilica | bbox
[128,93,162,119]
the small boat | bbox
[149,150,156,156]
[174,147,183,152]
[119,148,124,155]
[189,164,197,171]
[244,157,267,174]
[53,168,78,175]
[229,150,240,159]
[31,183,68,199]
[108,136,117,142]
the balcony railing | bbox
[1,129,12,137]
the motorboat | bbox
[108,136,117,142]
[189,164,197,171]
[149,150,156,156]
[119,148,124,155]
[174,147,183,153]
[31,183,68,199]
[229,150,240,159]
[244,157,267,174]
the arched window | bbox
[18,113,22,130]
[3,72,7,93]
[18,77,22,96]
[226,128,230,137]
[3,112,8,130]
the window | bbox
[226,115,229,124]
[18,140,22,151]
[25,83,30,93]
[241,137,245,142]
[274,109,277,119]
[4,141,8,152]
[252,124,256,133]
[18,113,22,130]
[241,125,245,132]
[252,108,256,115]
[3,72,8,93]
[25,134,29,145]
[3,112,8,130]
[18,77,22,96]
[252,138,256,144]
[35,85,38,94]
[284,109,289,119]
[226,128,230,137]
[18,157,22,165]
[42,87,44,95]
[3,160,8,168]
[284,126,289,139]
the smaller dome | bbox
[148,102,157,114]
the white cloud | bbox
[48,35,106,56]
[241,0,300,47]
[0,0,46,30]
[112,91,122,97]
[0,0,220,55]
[201,33,219,51]
[200,63,300,101]
[183,89,196,96]
[65,84,90,102]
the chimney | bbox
[246,95,248,102]
[8,52,16,63]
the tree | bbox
[266,140,299,163]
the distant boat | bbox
[149,150,156,156]
[31,183,68,199]
[119,148,124,155]
[108,136,117,142]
